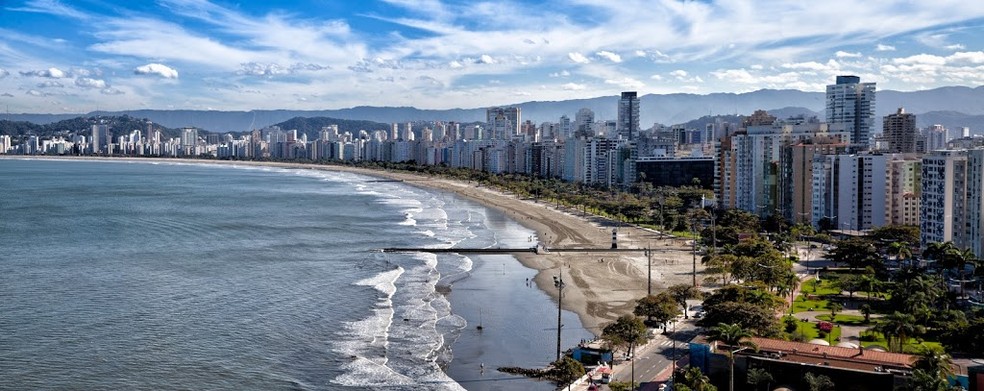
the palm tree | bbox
[888,241,913,267]
[804,372,835,391]
[680,365,717,391]
[875,312,926,353]
[746,367,774,391]
[706,323,758,391]
[913,347,954,380]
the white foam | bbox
[355,266,404,297]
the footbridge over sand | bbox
[379,246,677,255]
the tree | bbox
[634,293,680,327]
[668,284,704,319]
[703,253,736,285]
[804,372,835,391]
[913,347,954,380]
[677,365,717,391]
[901,369,954,391]
[839,274,862,299]
[601,315,648,356]
[706,323,758,391]
[828,302,843,319]
[888,241,914,267]
[870,225,921,246]
[549,356,585,386]
[746,367,774,391]
[828,238,881,271]
[860,303,872,323]
[875,312,926,353]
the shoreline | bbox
[2,155,705,336]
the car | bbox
[659,384,669,391]
[694,310,705,318]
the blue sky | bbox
[2,0,984,113]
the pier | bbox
[381,247,539,254]
[380,246,670,254]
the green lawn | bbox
[788,317,842,343]
[815,314,868,325]
[792,297,829,313]
[859,330,945,353]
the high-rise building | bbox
[923,124,948,152]
[486,107,521,139]
[826,75,876,150]
[812,154,887,231]
[883,107,918,153]
[575,108,595,139]
[617,91,639,141]
[91,124,109,154]
[918,148,984,256]
[885,155,921,226]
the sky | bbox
[1,0,984,113]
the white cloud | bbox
[876,44,896,51]
[0,68,8,78]
[20,67,66,78]
[477,54,496,64]
[595,50,622,63]
[948,51,984,64]
[549,70,571,77]
[567,52,590,64]
[835,51,861,58]
[945,44,966,50]
[893,54,946,65]
[36,80,63,88]
[711,68,755,83]
[604,77,644,89]
[7,0,90,20]
[101,87,124,95]
[25,89,46,96]
[238,62,330,76]
[669,70,689,79]
[75,77,107,89]
[561,82,585,90]
[650,74,663,81]
[134,63,179,79]
[750,64,764,70]
[449,60,463,69]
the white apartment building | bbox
[885,155,922,226]
[812,154,887,230]
[921,148,984,256]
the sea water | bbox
[0,159,591,390]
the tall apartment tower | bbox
[826,75,876,150]
[486,107,521,139]
[617,91,639,141]
[923,124,948,152]
[883,107,918,153]
[91,124,109,154]
[919,148,984,257]
[575,108,595,139]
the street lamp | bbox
[554,272,565,362]
[646,246,653,296]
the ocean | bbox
[0,158,592,390]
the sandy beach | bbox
[6,156,706,336]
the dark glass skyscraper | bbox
[617,91,639,141]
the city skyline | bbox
[2,0,984,113]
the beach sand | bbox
[8,156,706,336]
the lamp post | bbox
[555,272,565,362]
[646,246,653,296]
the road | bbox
[572,303,701,391]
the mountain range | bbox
[5,86,984,134]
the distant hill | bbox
[5,85,984,134]
[0,115,183,140]
[271,117,390,141]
